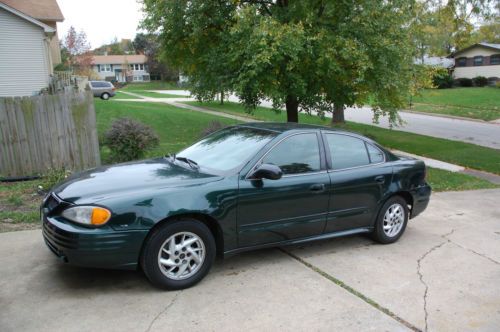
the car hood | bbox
[54,158,221,203]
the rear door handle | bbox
[309,184,325,193]
[374,176,385,184]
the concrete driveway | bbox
[1,189,499,332]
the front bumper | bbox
[410,183,431,218]
[42,215,148,270]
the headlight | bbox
[61,206,111,226]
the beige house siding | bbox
[41,20,61,65]
[0,7,52,96]
[454,66,500,79]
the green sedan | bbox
[42,123,431,290]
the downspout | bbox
[44,31,55,75]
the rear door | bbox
[237,132,330,247]
[323,133,392,233]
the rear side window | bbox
[263,133,321,175]
[366,143,384,163]
[91,82,111,88]
[325,134,383,170]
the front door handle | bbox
[309,183,325,193]
[374,175,385,184]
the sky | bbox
[56,0,144,49]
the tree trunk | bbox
[285,95,299,123]
[332,103,345,124]
[220,90,224,105]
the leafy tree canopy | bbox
[142,0,415,124]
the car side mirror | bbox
[249,163,283,180]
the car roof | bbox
[236,122,356,135]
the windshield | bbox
[177,127,277,172]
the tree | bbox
[413,0,497,56]
[133,33,179,81]
[63,26,93,74]
[142,0,415,124]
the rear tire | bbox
[101,93,110,100]
[371,196,409,244]
[141,219,216,290]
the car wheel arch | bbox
[381,191,414,217]
[140,213,224,262]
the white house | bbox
[90,55,151,83]
[0,1,63,96]
[451,43,500,81]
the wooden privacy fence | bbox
[0,90,100,177]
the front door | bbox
[237,132,330,247]
[323,133,392,232]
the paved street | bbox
[1,189,499,331]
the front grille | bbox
[42,219,79,250]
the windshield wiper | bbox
[176,156,200,170]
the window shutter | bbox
[97,65,101,72]
[110,64,114,71]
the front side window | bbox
[456,57,467,67]
[473,56,483,66]
[491,54,500,65]
[177,127,277,173]
[262,133,321,175]
[326,134,372,170]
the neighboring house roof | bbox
[414,55,454,68]
[0,2,55,33]
[0,0,64,21]
[451,43,500,57]
[91,55,148,65]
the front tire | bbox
[141,219,216,290]
[371,196,409,244]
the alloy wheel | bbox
[157,231,206,280]
[383,203,405,237]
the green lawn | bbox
[0,181,41,232]
[120,90,186,98]
[114,91,138,99]
[121,81,185,91]
[426,168,497,192]
[410,87,500,121]
[184,101,500,175]
[94,99,239,162]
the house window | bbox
[473,56,483,66]
[133,75,143,82]
[491,54,500,65]
[130,64,144,71]
[456,57,467,67]
[100,64,112,72]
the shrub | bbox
[472,76,488,87]
[200,121,227,138]
[432,69,454,89]
[38,168,71,192]
[457,78,473,87]
[104,118,159,162]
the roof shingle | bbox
[0,0,64,21]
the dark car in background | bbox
[88,81,116,100]
[41,123,431,290]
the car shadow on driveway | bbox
[46,234,375,293]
